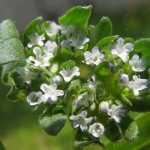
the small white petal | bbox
[110,38,134,62]
[128,75,148,96]
[45,21,60,39]
[45,40,58,55]
[89,123,105,137]
[69,111,93,131]
[27,33,45,48]
[40,83,64,104]
[129,54,146,72]
[27,91,42,106]
[108,104,126,123]
[59,66,80,82]
[84,46,104,65]
[100,101,109,112]
[70,35,89,50]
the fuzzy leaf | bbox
[39,113,67,136]
[124,121,138,142]
[61,47,74,60]
[0,20,25,65]
[97,36,118,49]
[59,6,92,29]
[105,113,150,150]
[120,116,138,142]
[90,17,112,47]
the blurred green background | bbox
[0,0,150,150]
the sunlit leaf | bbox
[0,20,25,65]
[59,6,92,29]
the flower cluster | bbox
[11,15,149,144]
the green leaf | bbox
[61,47,74,60]
[23,17,42,46]
[90,17,112,47]
[105,112,150,150]
[105,120,122,142]
[0,19,19,42]
[97,36,118,49]
[134,38,150,65]
[39,113,67,136]
[124,121,138,142]
[120,116,138,142]
[0,20,25,65]
[1,63,16,85]
[130,96,150,112]
[7,86,26,101]
[59,6,92,29]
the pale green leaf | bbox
[59,6,92,29]
[0,20,25,65]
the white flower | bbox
[27,47,53,67]
[40,84,64,104]
[89,123,105,137]
[16,66,36,84]
[53,75,63,85]
[59,66,80,82]
[44,40,58,55]
[84,46,104,65]
[27,33,45,48]
[129,54,146,72]
[100,101,109,112]
[27,91,42,106]
[45,21,60,39]
[61,25,75,35]
[118,74,129,85]
[128,75,148,96]
[108,104,126,123]
[74,92,94,109]
[69,111,93,131]
[111,38,134,62]
[69,35,89,50]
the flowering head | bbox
[4,6,150,149]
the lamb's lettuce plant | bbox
[1,5,150,150]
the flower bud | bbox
[118,74,129,85]
[53,75,63,85]
[100,101,109,112]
